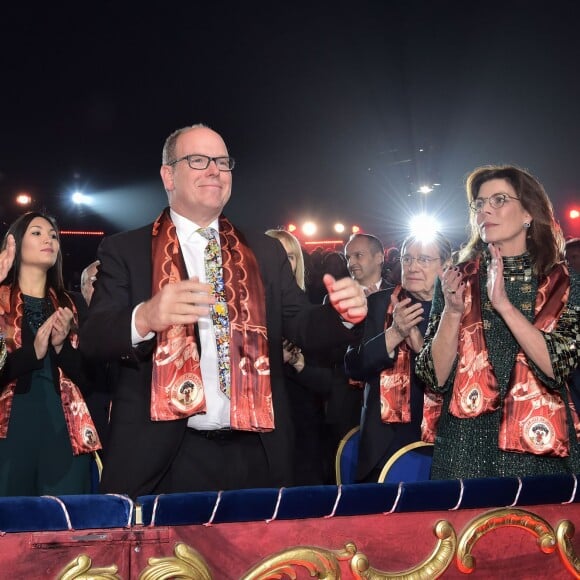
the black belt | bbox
[189,428,237,441]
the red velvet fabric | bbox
[1,504,577,578]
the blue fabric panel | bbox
[396,480,464,512]
[133,472,580,527]
[209,488,281,523]
[517,474,579,506]
[275,485,343,520]
[138,492,219,527]
[456,477,521,509]
[0,497,70,532]
[333,483,401,516]
[0,494,132,532]
[62,494,132,529]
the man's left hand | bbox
[323,274,367,325]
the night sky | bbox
[1,0,579,283]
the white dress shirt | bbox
[131,209,230,429]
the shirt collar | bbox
[170,209,219,240]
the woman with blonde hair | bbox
[265,229,306,290]
[265,228,335,484]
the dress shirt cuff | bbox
[132,302,156,345]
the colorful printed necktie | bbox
[198,228,231,397]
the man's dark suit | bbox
[80,220,359,499]
[344,288,430,482]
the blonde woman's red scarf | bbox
[379,285,443,443]
[150,209,274,431]
[451,259,576,457]
[0,286,101,455]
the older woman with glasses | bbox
[345,231,452,483]
[416,164,580,480]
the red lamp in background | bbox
[564,206,580,238]
[287,223,297,232]
[16,193,32,206]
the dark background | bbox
[1,1,579,287]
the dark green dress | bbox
[416,253,580,479]
[0,295,91,496]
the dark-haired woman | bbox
[417,165,580,479]
[0,212,100,495]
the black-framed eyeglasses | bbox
[400,255,441,267]
[168,154,235,172]
[470,193,519,213]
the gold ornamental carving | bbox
[138,542,211,580]
[456,507,556,573]
[240,544,342,579]
[348,520,456,579]
[556,519,580,577]
[56,554,120,580]
[241,520,456,579]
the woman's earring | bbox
[523,222,530,229]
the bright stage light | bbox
[302,221,317,237]
[71,191,92,205]
[351,225,361,234]
[409,214,440,242]
[334,222,345,233]
[418,185,433,194]
[288,223,297,232]
[570,209,580,219]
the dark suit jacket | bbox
[344,288,430,481]
[80,219,361,498]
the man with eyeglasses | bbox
[345,234,391,296]
[80,123,367,498]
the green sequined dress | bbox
[416,253,580,479]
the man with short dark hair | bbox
[345,233,390,295]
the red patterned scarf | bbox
[451,259,576,457]
[379,285,443,442]
[150,209,274,431]
[0,285,101,455]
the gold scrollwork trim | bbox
[241,521,456,580]
[241,545,342,579]
[139,542,212,580]
[457,507,556,574]
[349,520,456,580]
[556,519,580,577]
[56,554,120,580]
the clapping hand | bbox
[390,293,425,353]
[50,307,74,353]
[0,235,16,284]
[486,243,511,314]
[136,276,214,337]
[440,265,466,315]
